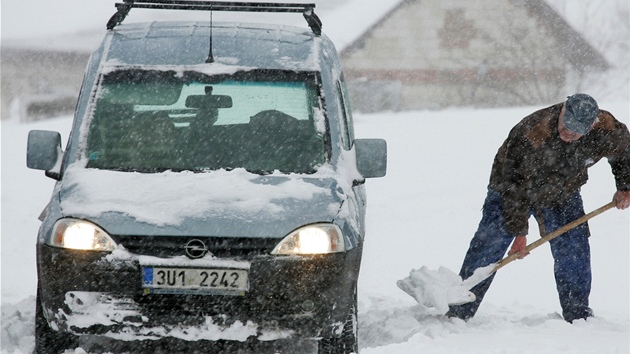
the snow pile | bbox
[359,292,630,354]
[3,294,629,354]
[1,298,36,354]
[0,296,292,353]
[395,263,502,315]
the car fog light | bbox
[301,299,315,312]
[49,219,117,251]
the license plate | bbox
[142,267,248,295]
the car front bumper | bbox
[37,244,361,341]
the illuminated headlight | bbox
[271,224,345,255]
[48,219,117,251]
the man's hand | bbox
[614,190,630,210]
[508,235,529,259]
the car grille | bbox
[111,236,280,258]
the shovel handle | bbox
[493,200,617,273]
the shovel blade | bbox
[448,292,477,306]
[397,266,477,314]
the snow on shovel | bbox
[398,201,617,314]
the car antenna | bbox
[206,8,214,63]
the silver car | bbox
[27,1,387,353]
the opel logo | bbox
[184,239,208,259]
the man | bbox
[447,93,630,323]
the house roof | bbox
[519,0,609,70]
[338,0,609,70]
[319,1,403,52]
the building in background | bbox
[0,0,612,119]
[1,49,90,122]
[340,0,609,112]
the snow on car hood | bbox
[58,164,345,238]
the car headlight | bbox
[48,219,117,251]
[271,224,345,255]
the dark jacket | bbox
[489,103,630,236]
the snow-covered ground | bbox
[2,101,629,353]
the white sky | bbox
[0,0,605,46]
[0,0,350,41]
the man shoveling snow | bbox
[399,94,630,323]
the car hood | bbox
[57,165,345,238]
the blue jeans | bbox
[448,188,592,322]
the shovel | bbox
[397,201,617,312]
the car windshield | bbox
[85,69,327,174]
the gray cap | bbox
[563,93,599,135]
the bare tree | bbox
[552,0,629,100]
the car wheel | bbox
[317,292,358,354]
[35,285,77,354]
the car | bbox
[27,1,387,353]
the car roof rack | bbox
[106,0,322,35]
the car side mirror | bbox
[355,138,387,179]
[27,130,63,179]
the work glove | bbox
[508,235,529,259]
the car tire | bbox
[317,291,358,354]
[35,285,77,354]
